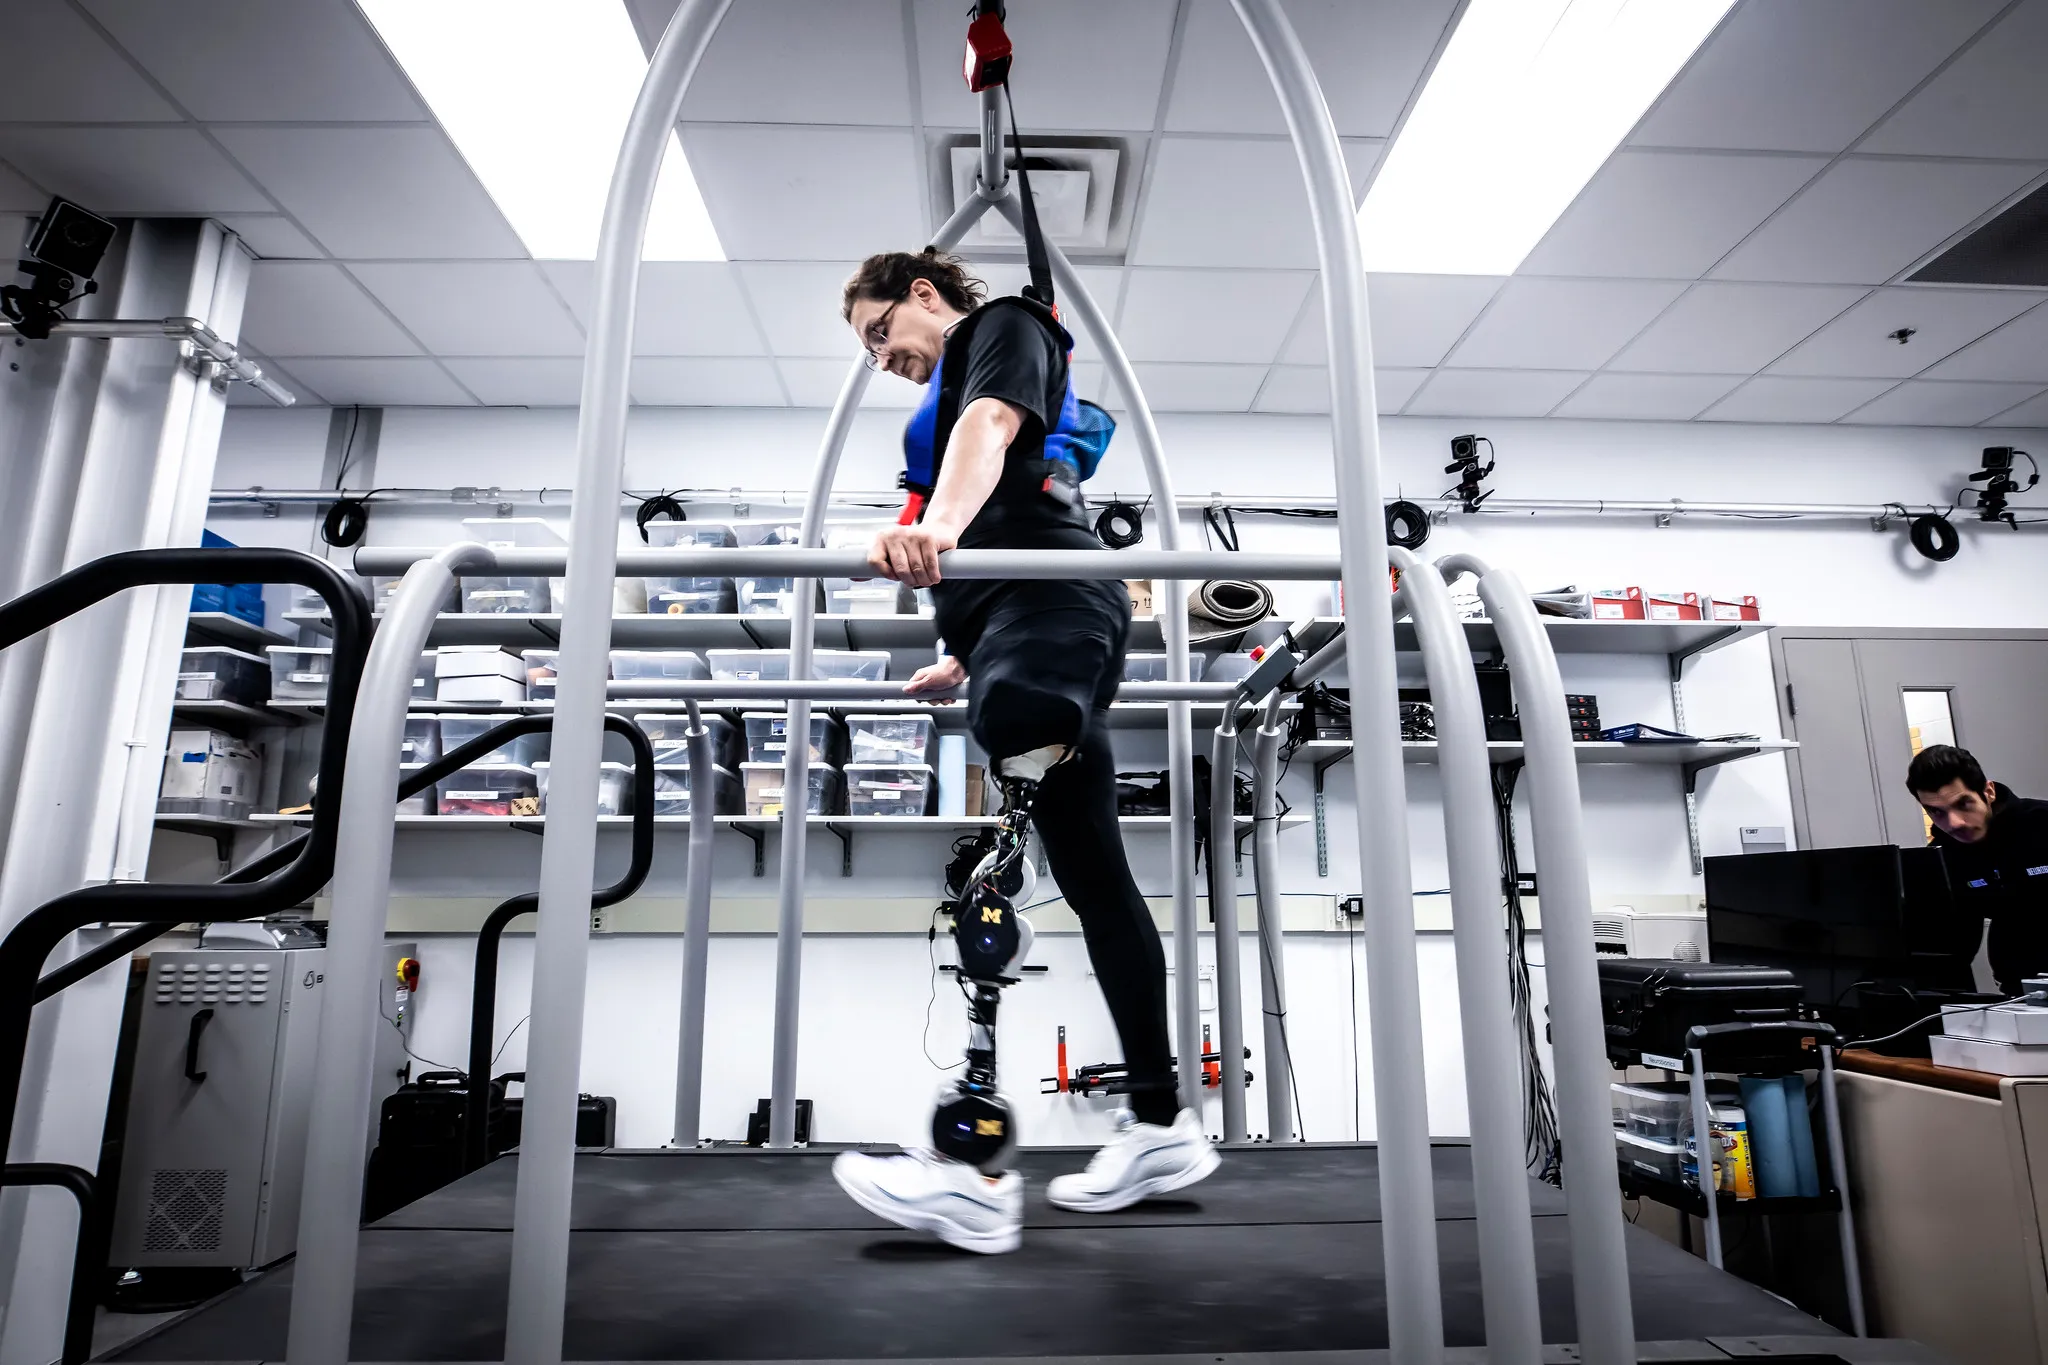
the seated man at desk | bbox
[1910,744,2048,994]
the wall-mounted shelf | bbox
[185,612,291,651]
[171,699,303,731]
[154,811,268,860]
[266,697,1298,732]
[1299,738,1797,769]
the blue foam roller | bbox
[1741,1075,1799,1199]
[1781,1074,1821,1198]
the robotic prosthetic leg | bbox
[930,745,1068,1172]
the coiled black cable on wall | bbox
[1094,496,1145,549]
[1384,499,1430,550]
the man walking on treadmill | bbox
[828,249,1217,1251]
[1910,745,2048,994]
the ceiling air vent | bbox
[1909,180,2048,288]
[932,135,1135,264]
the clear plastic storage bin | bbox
[646,522,737,549]
[1203,653,1260,685]
[412,651,438,704]
[438,714,543,768]
[399,717,441,765]
[535,761,634,817]
[743,712,848,765]
[846,714,934,765]
[523,650,562,703]
[652,763,741,816]
[370,576,458,616]
[396,763,433,817]
[845,763,934,815]
[742,762,841,816]
[634,713,742,768]
[177,647,269,705]
[813,649,889,682]
[435,763,539,817]
[1611,1083,1692,1143]
[267,646,334,702]
[1123,652,1206,683]
[645,578,736,615]
[1614,1130,1686,1187]
[707,649,791,682]
[609,650,709,682]
[462,577,550,614]
[735,577,823,617]
[826,583,911,616]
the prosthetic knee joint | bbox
[930,745,1068,1173]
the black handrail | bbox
[0,1163,105,1365]
[464,713,657,1170]
[0,548,369,1157]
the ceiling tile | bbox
[223,355,319,408]
[349,263,585,358]
[735,261,862,357]
[540,261,760,357]
[1404,370,1590,419]
[216,215,323,260]
[1985,390,2048,429]
[683,126,924,262]
[1520,151,1824,279]
[0,161,44,213]
[82,0,425,121]
[1923,305,2048,383]
[780,358,920,408]
[1447,278,1688,371]
[1699,376,1897,424]
[632,358,786,406]
[1164,0,1459,139]
[1840,379,2048,427]
[1550,373,1747,421]
[0,128,269,215]
[1770,288,2042,379]
[0,0,180,121]
[439,358,588,408]
[913,0,1176,132]
[1629,0,2005,153]
[1100,364,1267,413]
[672,0,910,124]
[1860,1,2048,160]
[1130,137,1377,269]
[1711,158,2042,285]
[1119,269,1314,363]
[1610,282,1866,373]
[1251,365,1431,415]
[1284,275,1506,369]
[239,262,420,358]
[212,126,525,259]
[282,357,474,407]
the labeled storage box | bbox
[1590,587,1646,621]
[535,761,633,817]
[399,717,441,765]
[646,578,736,615]
[437,714,543,768]
[435,763,539,817]
[743,712,848,765]
[813,649,889,682]
[159,727,261,820]
[609,650,709,684]
[1646,591,1703,622]
[267,646,335,702]
[1614,1130,1685,1187]
[1123,652,1206,683]
[1707,595,1761,622]
[522,650,565,703]
[846,714,934,765]
[1611,1082,1691,1143]
[635,713,742,768]
[462,577,549,615]
[826,583,911,616]
[436,647,525,704]
[742,762,841,816]
[845,763,935,815]
[177,647,269,705]
[708,649,791,682]
[735,577,823,617]
[652,762,741,816]
[369,575,459,617]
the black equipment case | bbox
[363,1070,504,1220]
[1598,959,1804,1064]
[496,1072,618,1149]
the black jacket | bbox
[1931,786,2048,993]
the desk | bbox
[1838,1050,2048,1363]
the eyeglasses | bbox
[860,297,903,369]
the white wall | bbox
[202,403,2047,1148]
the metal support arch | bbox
[1206,715,1247,1142]
[1250,692,1295,1143]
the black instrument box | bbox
[1598,959,1803,1063]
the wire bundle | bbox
[1493,761,1561,1183]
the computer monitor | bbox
[1702,845,1981,1020]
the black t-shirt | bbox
[932,303,1110,661]
[1933,788,2048,992]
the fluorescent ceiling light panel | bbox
[1359,0,1733,275]
[357,0,724,261]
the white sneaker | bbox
[1046,1109,1220,1213]
[832,1148,1023,1254]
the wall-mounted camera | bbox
[2,197,119,340]
[1444,433,1495,513]
[1965,445,2038,526]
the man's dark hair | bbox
[1906,744,1988,797]
[842,249,986,320]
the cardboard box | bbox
[1590,587,1645,621]
[1645,591,1702,622]
[160,728,260,812]
[434,646,524,681]
[1126,580,1154,617]
[965,763,988,817]
[1930,1033,2048,1077]
[1706,595,1761,622]
[1943,1003,2048,1046]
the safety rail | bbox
[0,547,369,1365]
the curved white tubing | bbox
[504,3,732,1361]
[1227,2,1439,1356]
[1207,715,1248,1141]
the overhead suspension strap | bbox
[963,2,1054,313]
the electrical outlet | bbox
[1338,895,1364,921]
[590,906,613,935]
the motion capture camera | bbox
[1444,433,1495,514]
[1966,445,2038,526]
[3,197,117,341]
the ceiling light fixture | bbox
[1358,0,1734,276]
[356,0,724,262]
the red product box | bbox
[1645,591,1702,622]
[1590,587,1644,621]
[1707,595,1761,622]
